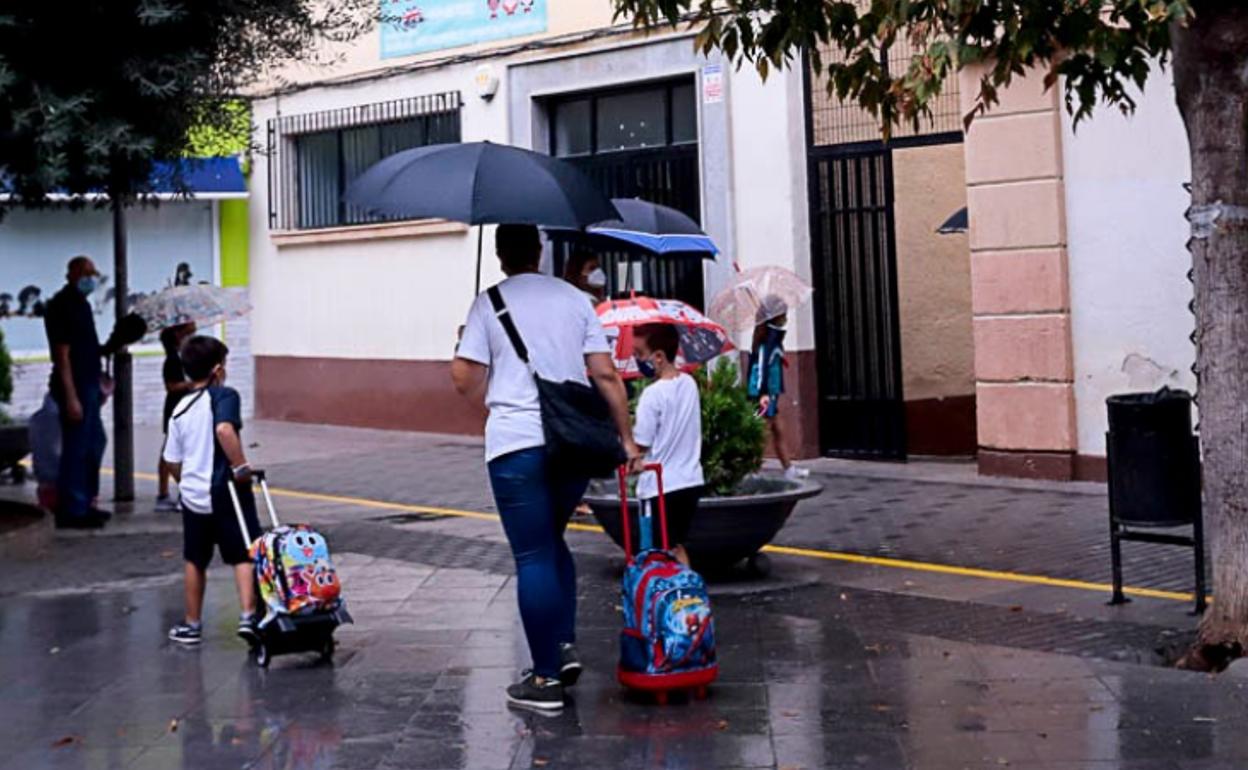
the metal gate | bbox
[808,148,907,459]
[567,145,704,308]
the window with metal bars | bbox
[267,92,463,230]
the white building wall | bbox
[249,68,510,363]
[1063,64,1196,456]
[725,65,813,352]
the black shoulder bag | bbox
[488,286,625,479]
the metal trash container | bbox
[1105,388,1205,612]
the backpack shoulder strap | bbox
[487,285,532,366]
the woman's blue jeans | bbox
[487,446,588,679]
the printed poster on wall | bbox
[380,0,548,59]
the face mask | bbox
[635,355,657,380]
[585,268,607,289]
[76,276,97,296]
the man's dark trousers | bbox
[57,388,106,518]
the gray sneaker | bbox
[168,622,202,646]
[155,495,180,513]
[559,643,583,687]
[506,672,564,712]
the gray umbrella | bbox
[344,142,619,293]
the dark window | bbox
[551,79,696,157]
[548,79,704,308]
[268,92,463,230]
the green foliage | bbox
[0,1,371,207]
[612,0,1192,134]
[0,327,13,423]
[696,359,766,497]
[186,101,252,159]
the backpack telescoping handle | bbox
[227,469,280,545]
[616,462,669,563]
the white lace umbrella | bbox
[709,266,814,333]
[131,284,251,333]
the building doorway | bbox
[547,78,704,308]
[805,45,975,460]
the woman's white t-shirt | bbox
[457,273,611,463]
[634,373,704,499]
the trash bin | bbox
[1105,388,1205,612]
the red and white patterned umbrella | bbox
[595,296,734,380]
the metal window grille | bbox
[808,41,962,148]
[267,91,463,230]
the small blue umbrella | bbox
[547,198,718,259]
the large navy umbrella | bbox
[547,197,718,259]
[344,142,620,293]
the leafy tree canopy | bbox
[0,1,371,206]
[613,1,1192,133]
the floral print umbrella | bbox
[131,284,251,333]
[596,295,734,380]
[708,266,814,334]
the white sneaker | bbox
[155,496,180,513]
[784,465,810,481]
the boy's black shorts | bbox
[183,485,261,569]
[633,485,704,551]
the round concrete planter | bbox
[0,422,29,483]
[583,475,822,575]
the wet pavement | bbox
[0,421,1241,769]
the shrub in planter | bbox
[696,358,765,496]
[0,327,28,483]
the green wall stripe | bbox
[219,199,249,288]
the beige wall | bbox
[261,1,620,92]
[892,144,974,402]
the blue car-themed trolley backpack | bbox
[616,464,718,703]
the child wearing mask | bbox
[749,296,808,481]
[164,335,261,647]
[631,323,704,565]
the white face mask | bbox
[585,268,607,289]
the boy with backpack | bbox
[163,335,261,646]
[631,323,705,566]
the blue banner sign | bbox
[380,0,549,59]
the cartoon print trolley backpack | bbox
[251,524,342,620]
[616,464,718,703]
[230,470,352,668]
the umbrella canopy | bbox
[596,296,734,380]
[709,266,814,333]
[547,198,717,258]
[132,284,251,333]
[937,207,968,234]
[343,141,619,228]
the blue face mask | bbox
[76,276,97,296]
[635,355,657,380]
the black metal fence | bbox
[267,92,463,230]
[808,149,907,459]
[565,145,704,308]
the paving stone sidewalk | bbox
[0,420,1236,769]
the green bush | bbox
[0,327,13,422]
[696,358,765,496]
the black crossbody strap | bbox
[487,286,532,367]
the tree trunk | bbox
[1173,4,1248,669]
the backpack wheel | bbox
[320,637,336,661]
[654,691,669,706]
[694,686,708,700]
[252,643,270,668]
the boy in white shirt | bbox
[631,323,705,566]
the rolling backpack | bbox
[616,464,718,703]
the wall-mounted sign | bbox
[380,0,548,59]
[701,63,724,104]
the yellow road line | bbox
[107,467,1197,603]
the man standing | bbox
[44,256,109,529]
[452,224,639,713]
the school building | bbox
[242,1,1194,481]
